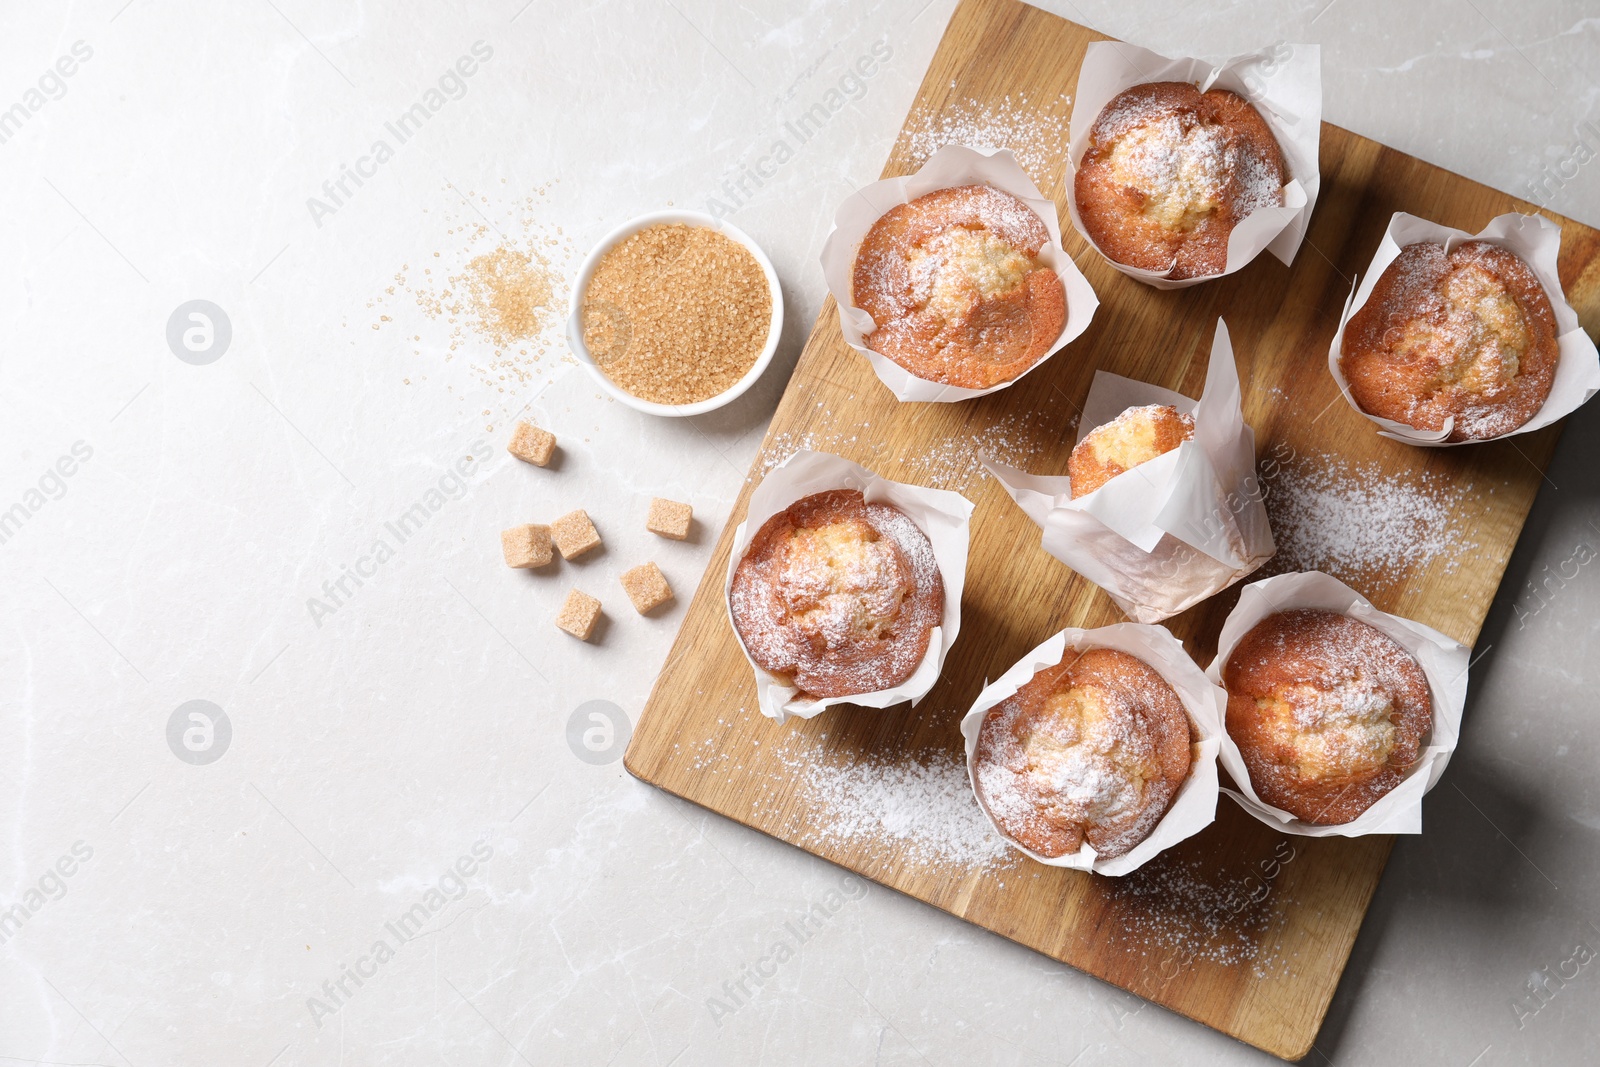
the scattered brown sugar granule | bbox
[646,497,693,540]
[507,421,556,466]
[580,223,772,404]
[500,524,552,569]
[551,509,602,560]
[461,245,559,350]
[369,184,577,428]
[620,562,674,614]
[555,589,602,640]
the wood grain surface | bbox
[624,0,1600,1058]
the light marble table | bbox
[2,1,1597,1063]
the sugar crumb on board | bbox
[684,722,1016,871]
[753,408,1060,491]
[682,720,1300,974]
[900,92,1072,182]
[1101,850,1301,980]
[1260,449,1484,582]
[787,748,1021,872]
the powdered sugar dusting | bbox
[1104,851,1300,977]
[1289,677,1392,732]
[778,524,906,647]
[901,92,1071,182]
[856,186,1049,312]
[1344,241,1549,440]
[1108,117,1227,227]
[1276,674,1399,780]
[973,650,1188,859]
[756,408,1059,493]
[730,492,943,699]
[1092,85,1284,225]
[901,410,1056,489]
[791,748,1020,870]
[756,431,860,477]
[1262,450,1480,582]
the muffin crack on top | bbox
[852,184,1066,388]
[974,647,1194,859]
[1223,609,1433,825]
[1339,240,1559,441]
[1075,81,1287,279]
[730,489,944,700]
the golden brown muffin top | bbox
[1339,240,1559,441]
[852,184,1065,388]
[730,489,944,700]
[1223,608,1432,825]
[974,647,1193,859]
[1074,81,1286,279]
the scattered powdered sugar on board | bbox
[902,409,1057,489]
[688,723,1296,972]
[789,748,1020,871]
[754,410,1059,491]
[1103,852,1300,978]
[901,92,1071,182]
[755,429,862,477]
[1262,450,1481,582]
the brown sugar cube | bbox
[555,589,602,640]
[507,421,556,467]
[551,509,602,560]
[645,497,692,540]
[620,562,674,614]
[500,524,552,568]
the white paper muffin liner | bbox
[986,319,1275,623]
[1205,571,1471,836]
[725,450,974,722]
[1066,40,1322,289]
[960,622,1225,876]
[1327,211,1600,445]
[819,144,1099,402]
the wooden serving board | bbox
[625,0,1600,1058]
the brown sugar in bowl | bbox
[566,211,784,417]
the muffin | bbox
[1339,240,1559,441]
[1223,609,1432,825]
[729,489,944,700]
[1068,403,1195,498]
[972,647,1193,859]
[1074,82,1287,279]
[852,184,1066,388]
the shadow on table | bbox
[1314,397,1600,1061]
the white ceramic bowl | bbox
[565,210,784,417]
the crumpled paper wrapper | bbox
[1066,40,1322,289]
[986,319,1275,623]
[1327,211,1600,445]
[819,144,1099,402]
[725,450,974,722]
[1205,571,1471,836]
[960,622,1225,876]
